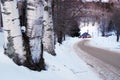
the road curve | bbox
[78,40,120,69]
[74,40,120,80]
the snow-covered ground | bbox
[1,22,120,80]
[80,22,120,52]
[0,32,101,80]
[89,36,120,53]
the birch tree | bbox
[1,0,26,65]
[0,0,58,71]
[26,0,44,62]
[0,3,2,28]
[42,0,56,55]
[16,0,45,70]
[1,0,45,71]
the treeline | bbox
[52,0,81,44]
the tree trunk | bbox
[116,31,120,42]
[1,0,26,65]
[0,3,3,28]
[26,0,45,71]
[42,0,56,55]
[17,0,27,26]
[26,0,44,62]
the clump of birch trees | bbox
[1,0,55,71]
[0,0,84,71]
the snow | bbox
[80,22,120,53]
[0,1,119,80]
[79,22,99,37]
[0,32,101,80]
[89,36,120,52]
[1,21,120,80]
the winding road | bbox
[74,40,120,80]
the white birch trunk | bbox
[0,2,2,28]
[42,0,56,55]
[26,0,44,62]
[1,0,26,64]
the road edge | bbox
[73,40,120,80]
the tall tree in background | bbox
[53,0,81,44]
[53,0,66,44]
[111,9,120,42]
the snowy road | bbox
[74,40,120,80]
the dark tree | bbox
[53,0,82,44]
[111,9,120,42]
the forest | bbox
[0,0,120,71]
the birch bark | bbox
[1,0,26,64]
[26,0,44,62]
[42,0,56,55]
[0,2,2,28]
